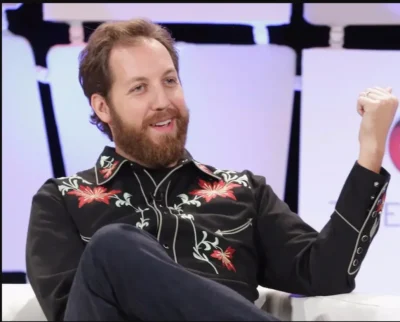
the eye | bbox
[165,77,178,85]
[130,84,146,93]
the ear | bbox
[91,93,112,124]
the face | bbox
[92,37,189,168]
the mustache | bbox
[144,108,181,127]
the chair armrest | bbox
[2,284,47,321]
[291,292,400,321]
[256,286,400,321]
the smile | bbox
[150,119,172,127]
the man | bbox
[26,18,398,321]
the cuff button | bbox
[361,235,369,242]
[356,247,363,254]
[353,259,359,266]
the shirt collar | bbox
[94,146,220,185]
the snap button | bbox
[374,182,379,187]
[356,247,363,254]
[163,244,169,249]
[371,196,375,200]
[353,259,359,266]
[361,235,369,242]
[371,211,377,218]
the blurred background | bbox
[2,3,400,296]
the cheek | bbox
[114,102,145,129]
[170,87,187,110]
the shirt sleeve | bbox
[26,179,85,321]
[253,161,390,296]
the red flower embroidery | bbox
[211,246,236,272]
[375,193,386,213]
[190,179,240,202]
[100,161,120,179]
[67,185,121,208]
[197,164,214,176]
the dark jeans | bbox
[64,224,279,321]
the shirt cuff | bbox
[334,161,390,275]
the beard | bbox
[110,106,189,169]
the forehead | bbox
[109,38,176,83]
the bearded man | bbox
[26,18,398,321]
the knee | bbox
[87,223,155,257]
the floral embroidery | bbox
[99,156,120,179]
[197,163,214,176]
[100,161,120,179]
[58,163,249,275]
[58,175,150,229]
[195,163,250,188]
[375,192,386,213]
[214,169,250,188]
[190,179,241,202]
[113,192,150,229]
[67,185,122,208]
[211,246,236,272]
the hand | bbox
[357,86,398,172]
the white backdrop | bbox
[2,31,53,272]
[2,39,296,272]
[43,3,291,25]
[299,48,400,296]
[47,43,296,199]
[304,3,400,26]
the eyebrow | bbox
[126,68,177,85]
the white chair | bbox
[3,284,400,321]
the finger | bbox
[357,96,379,116]
[357,101,364,116]
[373,86,390,95]
[365,87,387,98]
[359,90,382,100]
[357,96,369,116]
[366,92,384,100]
[358,96,379,109]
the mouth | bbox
[150,119,172,127]
[149,118,175,133]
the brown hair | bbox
[78,18,179,141]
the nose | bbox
[151,87,170,111]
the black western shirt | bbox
[26,146,391,321]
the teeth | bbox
[154,119,171,126]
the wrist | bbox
[358,146,384,174]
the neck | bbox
[114,145,179,169]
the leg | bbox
[64,224,279,321]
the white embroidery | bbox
[58,175,151,229]
[214,169,250,187]
[58,175,93,195]
[215,219,253,236]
